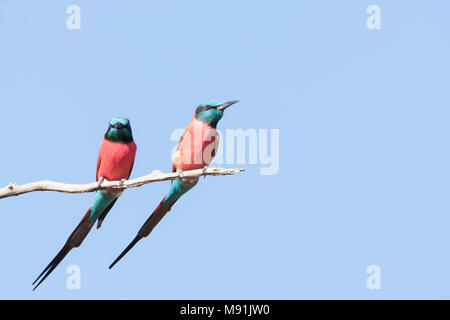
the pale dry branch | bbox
[0,166,244,199]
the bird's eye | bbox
[205,105,211,110]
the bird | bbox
[32,117,137,290]
[109,100,239,269]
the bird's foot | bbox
[120,179,126,188]
[202,166,208,179]
[97,176,105,188]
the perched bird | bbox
[109,100,239,269]
[33,117,137,290]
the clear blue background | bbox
[0,0,449,299]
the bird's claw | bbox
[120,179,126,188]
[98,176,105,188]
[202,166,208,179]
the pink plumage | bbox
[96,138,137,181]
[172,116,219,172]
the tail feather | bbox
[108,235,141,269]
[96,198,118,229]
[109,197,175,269]
[138,197,174,238]
[33,209,95,290]
[32,243,72,291]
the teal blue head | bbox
[105,117,133,143]
[195,100,239,128]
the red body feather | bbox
[172,116,219,172]
[96,138,137,181]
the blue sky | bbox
[1,0,450,299]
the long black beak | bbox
[216,100,239,111]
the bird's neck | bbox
[104,130,133,144]
[195,112,220,128]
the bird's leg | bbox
[177,170,184,181]
[97,176,105,189]
[202,166,208,179]
[178,169,191,183]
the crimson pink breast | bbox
[96,139,137,181]
[172,116,219,172]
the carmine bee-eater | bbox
[109,100,239,269]
[33,117,137,290]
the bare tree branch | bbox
[0,166,244,199]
